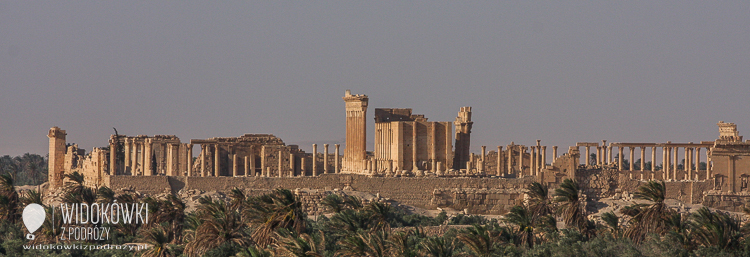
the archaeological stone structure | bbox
[45,91,750,214]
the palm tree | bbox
[554,179,586,231]
[229,187,247,212]
[20,189,43,205]
[330,209,371,234]
[502,205,535,248]
[138,225,176,257]
[321,194,345,213]
[235,245,272,257]
[273,229,324,257]
[690,207,742,250]
[623,181,674,243]
[601,212,620,238]
[527,182,553,223]
[420,236,457,257]
[336,230,391,257]
[365,201,394,231]
[0,174,19,223]
[244,188,306,247]
[185,199,250,256]
[456,224,497,256]
[388,230,417,257]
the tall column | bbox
[244,156,249,177]
[201,145,206,177]
[541,146,546,171]
[132,141,139,176]
[651,147,656,172]
[186,143,193,176]
[278,150,283,178]
[640,147,645,171]
[507,144,513,174]
[673,147,678,180]
[412,122,418,172]
[552,146,558,163]
[334,144,340,173]
[518,146,524,175]
[301,158,307,176]
[141,142,146,175]
[290,153,295,177]
[312,144,318,176]
[323,144,329,174]
[123,139,131,175]
[343,90,368,173]
[481,146,486,173]
[628,147,634,171]
[596,146,602,166]
[602,140,607,163]
[109,136,118,175]
[618,146,624,170]
[214,144,220,177]
[143,139,152,176]
[497,146,502,176]
[233,154,238,177]
[585,147,590,166]
[531,146,537,176]
[686,147,692,180]
[607,146,613,164]
[166,144,173,176]
[663,147,668,180]
[249,147,255,176]
[706,147,711,180]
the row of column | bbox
[612,145,712,181]
[114,138,191,176]
[473,142,557,178]
[198,143,341,177]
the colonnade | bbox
[194,143,341,178]
[111,137,190,176]
[608,143,713,181]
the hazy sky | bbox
[1,1,749,159]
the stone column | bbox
[640,147,645,171]
[585,146,590,166]
[166,144,173,176]
[596,146,602,166]
[186,143,192,176]
[651,147,656,172]
[531,146,537,176]
[266,166,271,177]
[201,145,207,177]
[301,157,307,176]
[141,142,146,175]
[480,146,486,173]
[244,156,249,177]
[607,146,613,164]
[214,144,220,177]
[412,122,418,172]
[663,147,668,180]
[618,146,624,170]
[541,146,546,171]
[507,144,513,174]
[706,147,711,180]
[233,154,238,177]
[686,147,692,180]
[109,137,118,175]
[497,146,502,176]
[602,140,607,163]
[334,144,340,173]
[518,146,524,175]
[312,144,318,176]
[132,141,140,176]
[552,146,558,163]
[143,139,152,176]
[290,153,295,177]
[323,144,329,174]
[249,147,255,177]
[628,147,634,171]
[123,138,131,175]
[673,147,678,180]
[278,150,283,178]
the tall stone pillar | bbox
[552,146,558,163]
[497,146,502,176]
[301,158,307,176]
[596,147,602,166]
[342,90,369,173]
[249,147,255,176]
[187,143,193,176]
[541,146,547,171]
[214,144,220,177]
[260,146,266,177]
[233,154,239,177]
[132,141,139,176]
[507,144,513,174]
[167,144,174,176]
[412,122,419,172]
[651,147,656,172]
[602,140,607,163]
[663,147,668,180]
[144,139,153,176]
[109,135,118,175]
[706,147,711,180]
[629,147,634,171]
[531,147,537,176]
[673,147,678,180]
[201,145,207,177]
[480,146,486,173]
[323,144,329,174]
[696,148,701,173]
[290,153,295,177]
[607,146,613,164]
[618,146,624,170]
[47,127,67,190]
[278,150,283,178]
[244,156,250,177]
[124,139,132,175]
[334,144,340,173]
[518,146,524,175]
[453,107,473,169]
[686,147,692,180]
[312,144,318,176]
[640,147,645,171]
[585,147,590,166]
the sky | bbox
[1,1,749,161]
